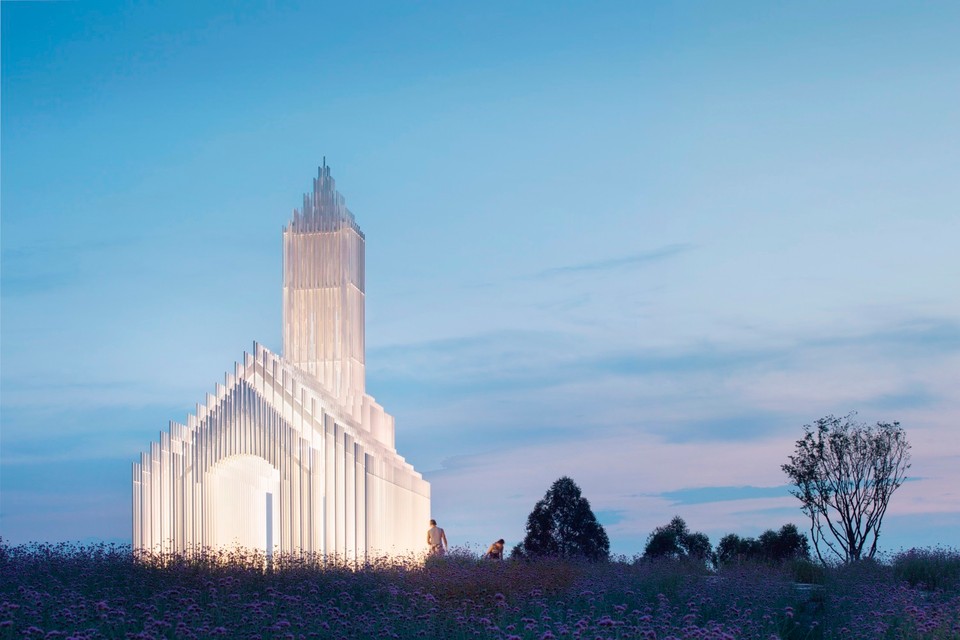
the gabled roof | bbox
[166,342,419,478]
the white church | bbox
[133,163,430,559]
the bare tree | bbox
[782,413,911,563]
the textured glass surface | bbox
[133,166,429,558]
[283,164,366,411]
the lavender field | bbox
[2,542,958,640]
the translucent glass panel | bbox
[133,165,430,560]
[133,344,430,558]
[205,455,280,551]
[283,165,366,409]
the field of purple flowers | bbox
[2,541,958,640]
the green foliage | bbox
[716,533,757,565]
[787,558,827,585]
[782,413,911,563]
[893,547,960,591]
[516,476,610,561]
[643,516,712,562]
[716,524,811,567]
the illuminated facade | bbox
[133,164,430,558]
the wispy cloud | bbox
[1,244,81,296]
[2,245,84,297]
[0,374,182,410]
[653,485,792,505]
[370,331,774,390]
[1,401,185,461]
[806,318,960,355]
[425,427,960,554]
[424,432,802,552]
[863,388,943,411]
[0,239,136,297]
[371,316,960,397]
[644,413,795,444]
[371,317,957,473]
[0,272,82,296]
[533,243,695,279]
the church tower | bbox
[283,162,366,414]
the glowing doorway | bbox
[205,455,281,554]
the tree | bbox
[716,533,758,565]
[716,524,810,566]
[643,516,712,562]
[760,523,810,563]
[516,477,609,560]
[782,413,911,564]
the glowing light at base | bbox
[133,164,430,559]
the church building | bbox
[132,164,430,559]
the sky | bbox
[2,1,958,557]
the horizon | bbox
[2,1,959,557]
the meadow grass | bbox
[1,540,958,639]
[893,547,960,592]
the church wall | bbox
[134,165,429,561]
[133,347,429,559]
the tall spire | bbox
[288,162,362,236]
[283,162,367,410]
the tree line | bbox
[509,413,910,565]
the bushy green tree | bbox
[516,477,609,560]
[782,413,911,563]
[716,524,810,566]
[761,523,811,563]
[716,533,758,565]
[643,516,712,562]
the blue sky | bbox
[2,1,958,556]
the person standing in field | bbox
[427,519,447,556]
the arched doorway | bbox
[205,454,281,555]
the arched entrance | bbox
[205,454,281,555]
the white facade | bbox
[133,164,430,559]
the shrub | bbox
[788,558,827,585]
[643,516,712,563]
[717,524,811,567]
[893,546,960,591]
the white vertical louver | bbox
[133,165,430,559]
